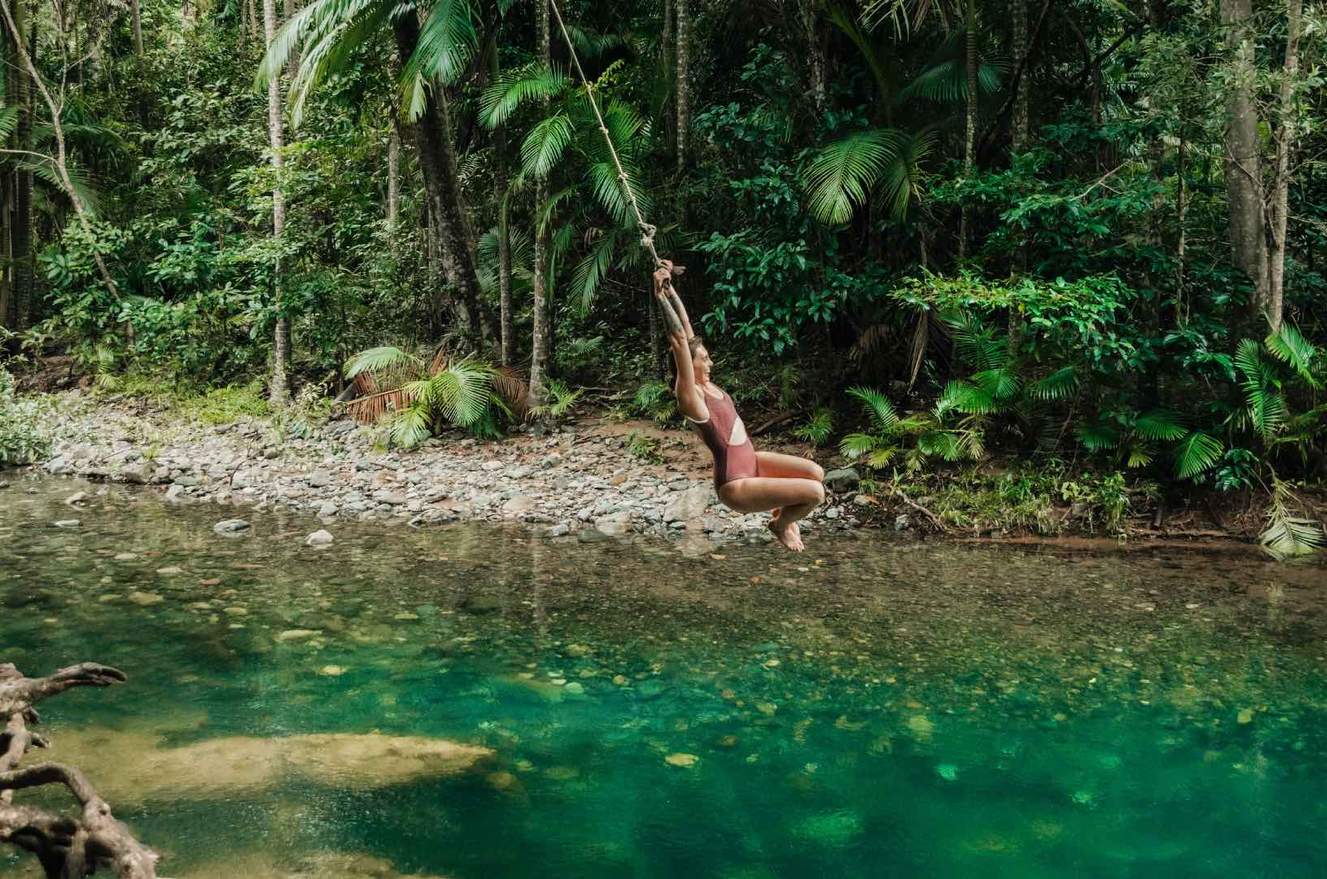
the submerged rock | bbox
[213,518,250,537]
[305,529,335,548]
[49,729,494,803]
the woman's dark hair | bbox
[687,335,706,357]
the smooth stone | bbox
[823,467,861,493]
[54,519,81,528]
[276,629,321,642]
[213,519,250,536]
[305,529,335,547]
[65,491,88,506]
[665,753,699,768]
[127,591,165,606]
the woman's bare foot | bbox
[768,517,804,552]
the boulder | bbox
[594,509,634,536]
[823,467,861,493]
[663,483,714,523]
[501,494,537,516]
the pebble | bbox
[127,591,165,606]
[53,519,80,528]
[213,519,250,537]
[305,529,334,547]
[664,753,699,768]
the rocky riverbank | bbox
[27,391,865,547]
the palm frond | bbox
[942,311,1007,372]
[801,128,909,225]
[1260,479,1325,560]
[587,160,651,225]
[390,397,433,447]
[839,432,880,459]
[938,379,1000,415]
[480,63,568,128]
[425,358,494,427]
[1265,323,1320,387]
[520,112,575,177]
[570,231,619,315]
[1076,421,1120,451]
[402,0,478,87]
[1026,366,1078,401]
[1173,430,1223,480]
[0,107,20,139]
[345,345,424,381]
[846,386,900,433]
[1133,410,1187,442]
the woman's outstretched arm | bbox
[655,270,706,421]
[656,260,694,341]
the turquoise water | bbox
[1,474,1325,878]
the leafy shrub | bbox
[626,430,664,464]
[0,370,51,468]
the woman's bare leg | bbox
[754,452,825,522]
[719,477,825,551]
[755,451,826,483]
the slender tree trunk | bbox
[1176,135,1188,323]
[263,0,290,405]
[1220,0,1268,313]
[1,169,11,332]
[675,0,690,172]
[959,0,977,262]
[529,0,551,406]
[11,0,32,330]
[1267,0,1300,334]
[246,0,259,43]
[1010,0,1028,153]
[391,13,485,344]
[129,0,143,54]
[800,0,825,113]
[496,124,513,367]
[661,0,673,145]
[387,117,401,233]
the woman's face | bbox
[691,345,712,383]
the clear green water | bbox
[2,475,1325,878]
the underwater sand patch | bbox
[179,851,452,878]
[46,728,494,803]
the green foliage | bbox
[793,408,834,447]
[531,379,583,419]
[632,380,676,425]
[625,430,664,464]
[0,370,52,468]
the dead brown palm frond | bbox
[908,310,930,387]
[493,366,531,420]
[345,387,414,424]
[850,323,893,365]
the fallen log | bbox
[0,662,159,878]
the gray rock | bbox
[825,506,841,520]
[663,483,714,523]
[164,484,187,503]
[894,514,911,532]
[213,518,251,537]
[307,470,332,488]
[317,500,338,518]
[65,491,88,506]
[45,457,70,475]
[53,519,80,528]
[545,523,571,538]
[502,494,537,516]
[594,510,633,536]
[305,529,335,547]
[824,467,861,493]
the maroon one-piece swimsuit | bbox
[688,387,758,489]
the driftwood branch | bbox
[0,663,159,878]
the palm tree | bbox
[257,0,487,343]
[857,0,994,259]
[800,4,1000,237]
[481,57,655,305]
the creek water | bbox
[1,474,1324,878]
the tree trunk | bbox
[1266,0,1300,334]
[528,0,551,407]
[661,0,673,147]
[263,0,290,405]
[129,0,143,54]
[1010,0,1028,153]
[1220,0,1268,313]
[675,0,690,172]
[800,0,825,113]
[387,117,400,233]
[246,0,259,43]
[496,130,513,367]
[11,0,32,330]
[391,13,485,345]
[959,0,977,262]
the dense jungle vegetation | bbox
[1,0,1324,547]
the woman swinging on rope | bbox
[653,262,826,551]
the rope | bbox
[547,0,665,269]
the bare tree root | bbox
[0,663,159,878]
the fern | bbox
[1264,324,1320,387]
[1133,410,1187,442]
[793,408,834,447]
[1026,366,1078,401]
